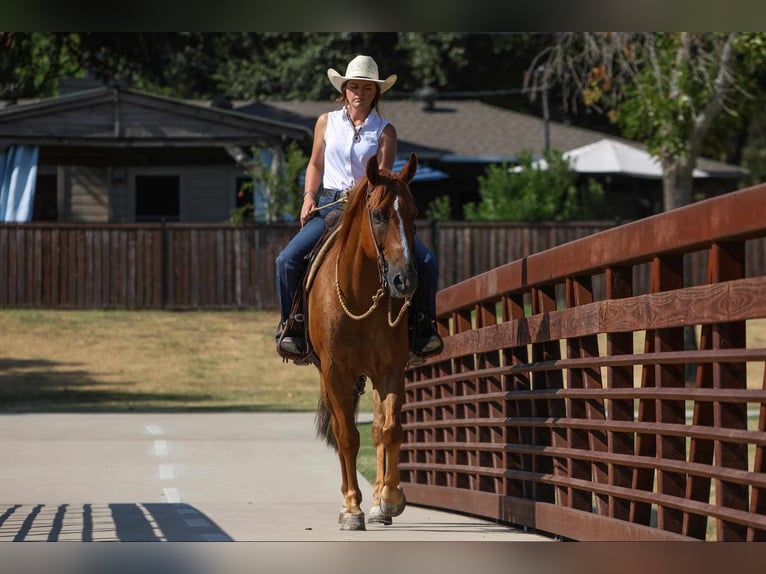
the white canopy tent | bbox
[511,138,710,179]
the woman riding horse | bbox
[275,54,443,364]
[311,152,420,529]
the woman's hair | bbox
[335,81,382,114]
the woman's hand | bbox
[300,195,316,227]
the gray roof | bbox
[0,87,313,148]
[236,99,745,176]
[0,90,746,177]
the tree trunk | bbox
[661,156,694,212]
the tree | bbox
[0,32,81,99]
[229,141,307,224]
[526,33,764,211]
[463,149,606,221]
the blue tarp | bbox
[392,158,449,182]
[0,145,39,222]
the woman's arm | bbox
[300,113,327,226]
[377,123,397,170]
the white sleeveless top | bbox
[323,107,388,192]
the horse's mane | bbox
[334,168,416,250]
[335,177,371,249]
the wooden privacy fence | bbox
[0,220,616,310]
[0,222,296,309]
[1,218,765,310]
[400,183,766,541]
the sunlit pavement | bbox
[0,412,550,543]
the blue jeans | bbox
[275,189,438,326]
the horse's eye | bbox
[372,209,386,224]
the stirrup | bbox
[279,335,306,356]
[406,353,426,368]
[419,333,443,356]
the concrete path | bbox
[0,412,550,543]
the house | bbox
[0,86,311,223]
[0,87,747,223]
[240,99,748,220]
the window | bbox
[32,174,58,221]
[135,175,180,222]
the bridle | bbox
[334,181,412,327]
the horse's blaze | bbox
[383,193,417,299]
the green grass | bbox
[0,309,381,479]
[356,422,377,483]
[0,309,323,412]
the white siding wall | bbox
[110,166,239,223]
[66,166,109,222]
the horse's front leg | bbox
[367,388,388,523]
[367,379,406,525]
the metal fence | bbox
[400,183,766,541]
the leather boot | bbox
[408,312,444,365]
[276,322,306,355]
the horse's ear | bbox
[398,153,418,184]
[366,155,380,184]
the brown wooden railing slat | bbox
[403,184,766,541]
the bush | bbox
[229,141,307,224]
[464,149,606,221]
[425,194,452,221]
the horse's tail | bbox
[314,389,362,452]
[315,396,337,450]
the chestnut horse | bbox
[308,153,419,530]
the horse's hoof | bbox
[339,513,366,531]
[380,491,407,518]
[367,505,393,525]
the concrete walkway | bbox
[0,412,550,543]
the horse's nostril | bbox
[391,272,417,295]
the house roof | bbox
[237,99,746,177]
[0,88,746,179]
[0,87,312,148]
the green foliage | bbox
[229,141,308,224]
[396,33,468,88]
[740,94,766,185]
[1,32,549,103]
[614,33,728,159]
[464,149,606,221]
[228,203,254,226]
[0,33,82,98]
[425,195,452,221]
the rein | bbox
[333,182,411,327]
[308,194,348,215]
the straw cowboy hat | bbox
[327,55,397,94]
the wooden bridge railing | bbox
[401,183,766,541]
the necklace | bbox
[346,108,364,142]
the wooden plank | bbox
[436,185,766,314]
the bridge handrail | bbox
[402,183,766,541]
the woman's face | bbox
[344,80,378,110]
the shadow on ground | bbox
[0,502,232,542]
[0,358,306,413]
